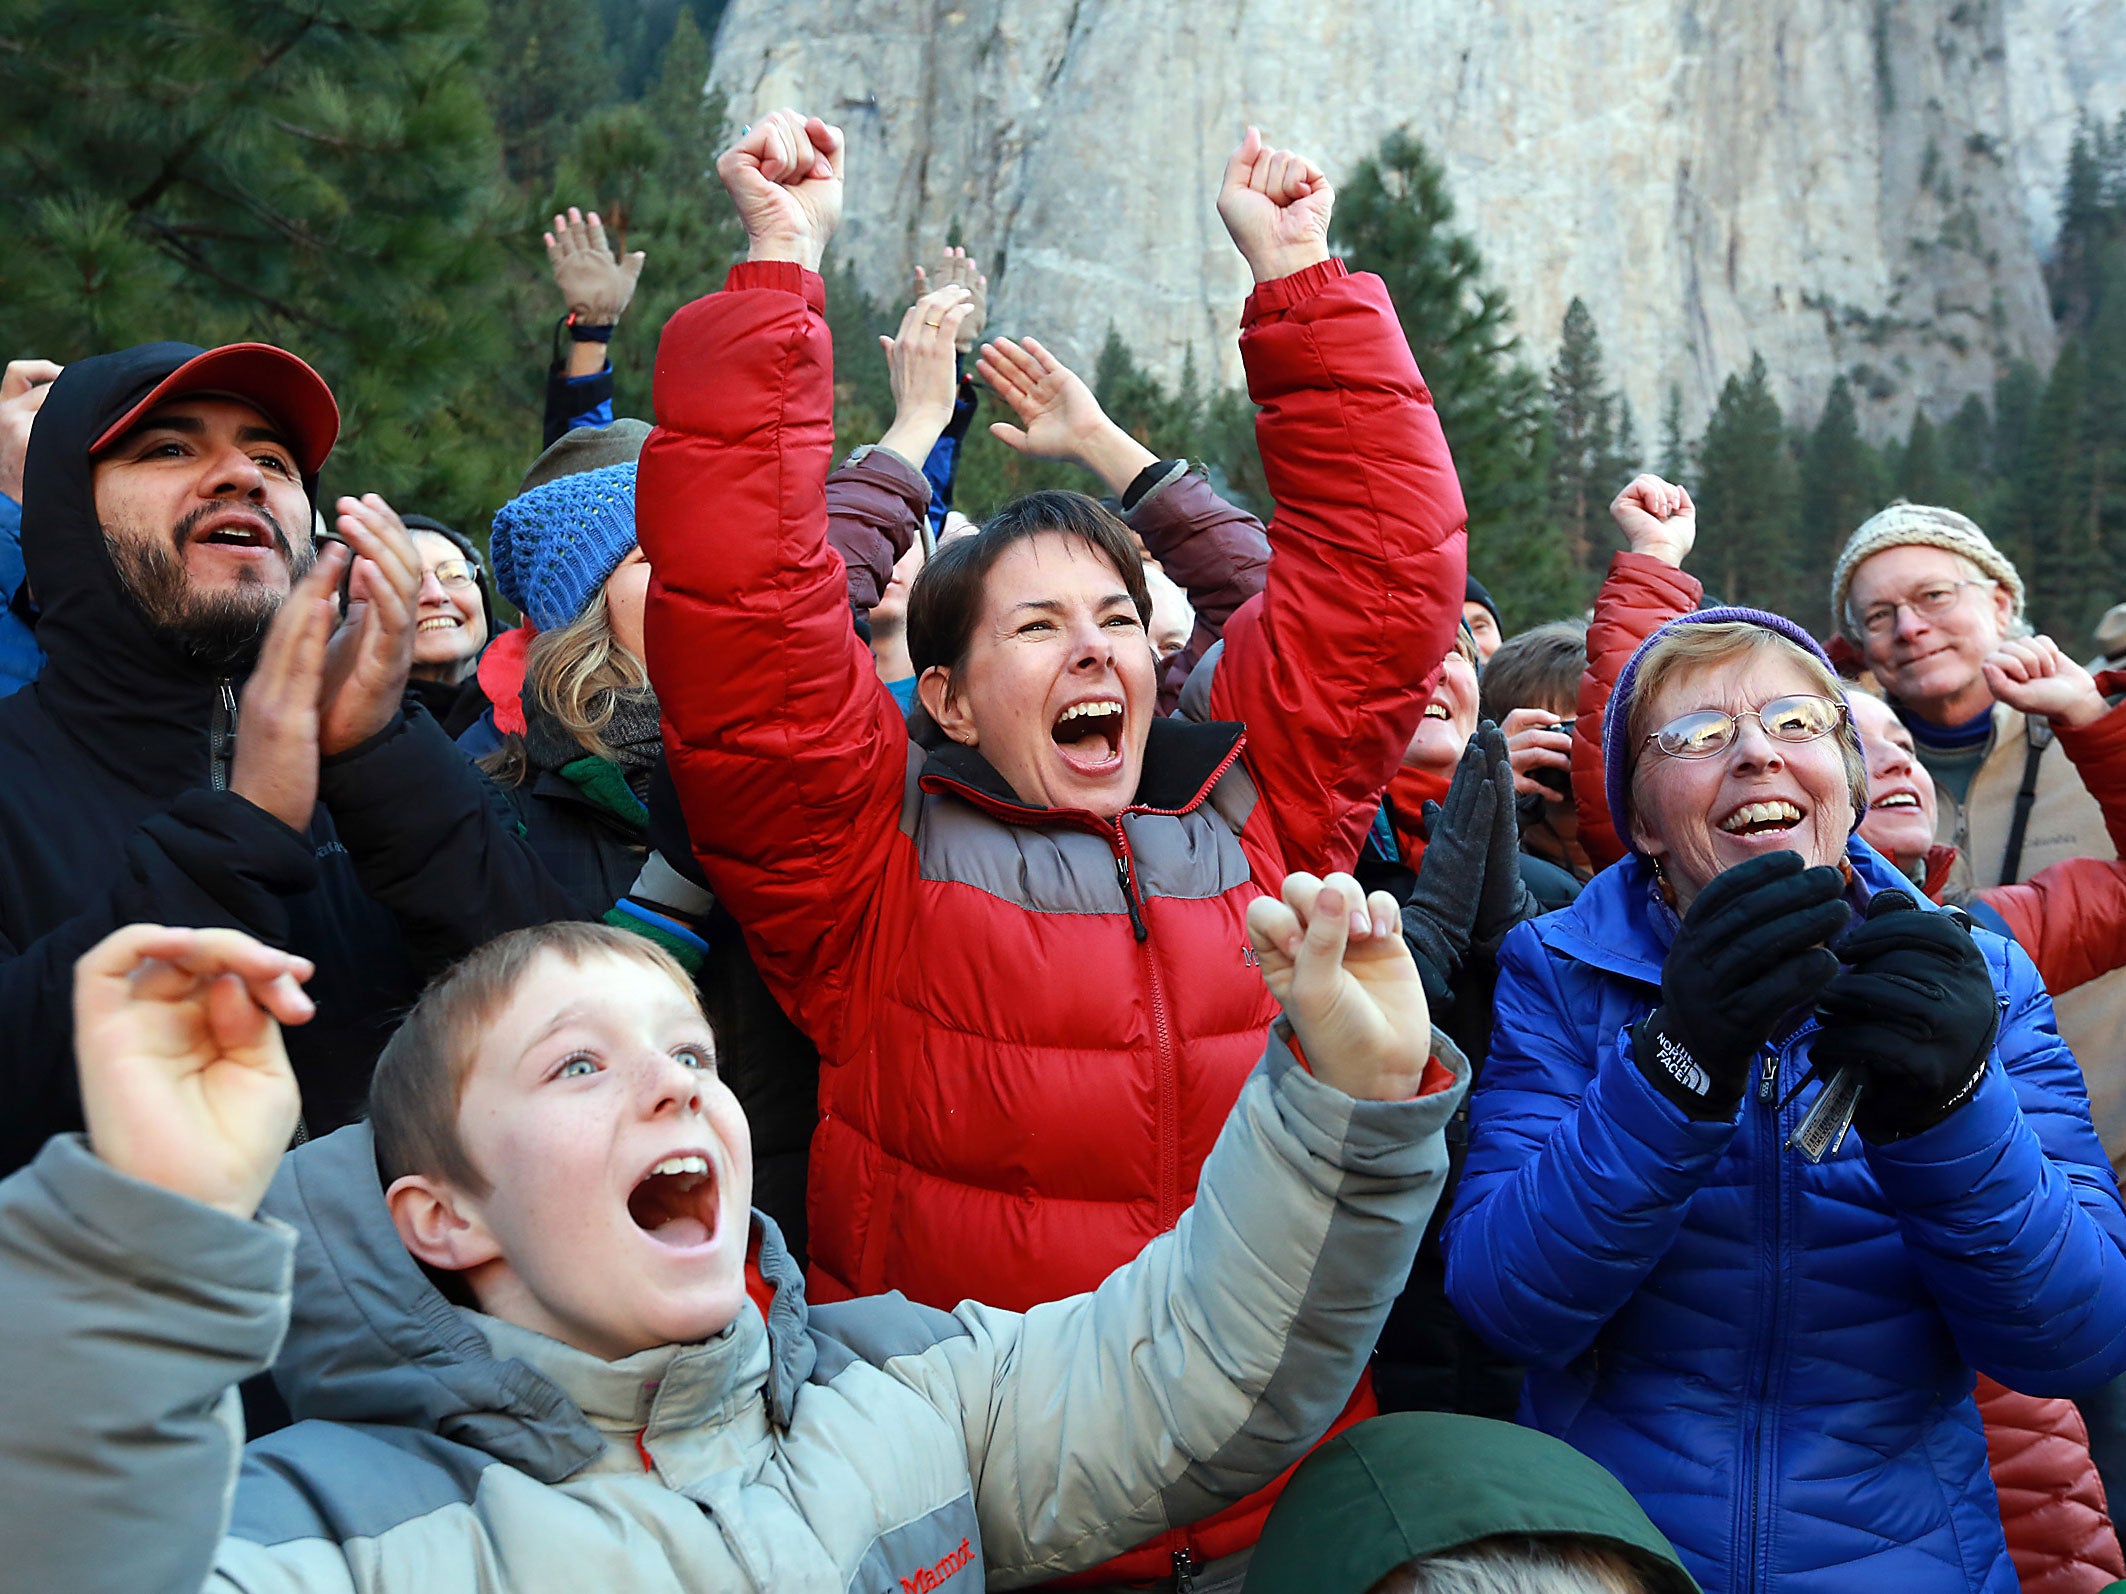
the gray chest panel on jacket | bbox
[908,767,1259,915]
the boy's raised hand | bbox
[74,925,313,1219]
[1247,872,1433,1101]
[1217,127,1335,285]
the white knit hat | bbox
[1828,500,2027,640]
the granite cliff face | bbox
[708,0,2124,439]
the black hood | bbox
[20,343,322,788]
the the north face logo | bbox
[901,1538,975,1593]
[1653,1031,1710,1097]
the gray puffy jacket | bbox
[0,1026,1463,1593]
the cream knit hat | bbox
[1829,500,2027,641]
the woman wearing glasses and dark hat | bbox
[398,515,495,739]
[1440,606,2126,1594]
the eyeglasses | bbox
[1643,694,1846,760]
[428,559,479,591]
[1853,580,1986,637]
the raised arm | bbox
[1572,475,1701,869]
[541,206,644,445]
[878,874,1465,1580]
[638,113,971,1061]
[1202,130,1468,872]
[1974,645,2126,993]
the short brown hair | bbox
[1479,619,1589,724]
[367,922,702,1195]
[905,490,1152,677]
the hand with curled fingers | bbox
[1400,734,1496,1006]
[1248,871,1433,1101]
[1632,851,1850,1121]
[1817,891,1999,1143]
[74,924,314,1219]
[1609,474,1696,568]
[1217,127,1335,285]
[319,494,421,755]
[0,358,62,503]
[544,206,646,327]
[876,285,976,465]
[1982,634,2109,730]
[1470,720,1543,954]
[1499,706,1574,802]
[716,109,844,272]
[229,541,350,831]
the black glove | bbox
[1816,891,1999,1142]
[1469,720,1541,955]
[1633,851,1849,1121]
[1400,734,1494,1005]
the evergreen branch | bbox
[138,213,344,336]
[125,10,324,214]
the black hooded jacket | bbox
[0,343,575,1173]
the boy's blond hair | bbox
[368,921,702,1195]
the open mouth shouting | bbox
[626,1150,721,1252]
[185,507,284,557]
[1051,696,1126,779]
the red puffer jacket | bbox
[639,258,1467,1579]
[1571,549,2126,1593]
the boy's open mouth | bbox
[626,1153,719,1249]
[1051,698,1124,773]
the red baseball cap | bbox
[91,343,340,476]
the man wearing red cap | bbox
[0,340,573,1176]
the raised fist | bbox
[1983,635,2108,729]
[1609,474,1696,567]
[716,109,845,273]
[1218,127,1335,285]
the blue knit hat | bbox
[1602,606,1855,855]
[490,460,638,631]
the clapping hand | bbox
[1247,872,1433,1101]
[74,925,313,1220]
[1609,474,1695,567]
[717,109,844,272]
[1217,127,1335,285]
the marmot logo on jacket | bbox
[901,1537,974,1593]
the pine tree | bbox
[1694,354,1800,616]
[1658,385,1690,483]
[1898,410,1944,504]
[0,0,530,527]
[1548,298,1617,581]
[488,0,617,190]
[1333,129,1574,628]
[1795,377,1882,590]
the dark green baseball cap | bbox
[1244,1413,1701,1593]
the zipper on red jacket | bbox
[1114,821,1182,1232]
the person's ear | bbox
[1989,581,2015,635]
[386,1173,504,1274]
[918,665,978,746]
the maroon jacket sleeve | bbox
[826,445,928,611]
[1124,465,1271,715]
[638,262,913,1062]
[1981,689,2126,996]
[1573,551,1702,869]
[1208,260,1468,873]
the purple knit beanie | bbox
[1602,606,1853,856]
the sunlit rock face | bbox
[708,0,2124,436]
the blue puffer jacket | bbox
[1442,838,2126,1594]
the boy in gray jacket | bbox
[0,866,1464,1594]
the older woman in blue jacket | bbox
[1442,605,2126,1594]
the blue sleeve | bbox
[1442,924,1738,1366]
[0,495,41,696]
[885,675,918,714]
[1863,934,2126,1394]
[921,369,976,535]
[562,368,614,432]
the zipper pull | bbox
[1171,1550,1199,1594]
[1757,1048,1778,1104]
[1115,855,1148,943]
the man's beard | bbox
[101,503,315,676]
